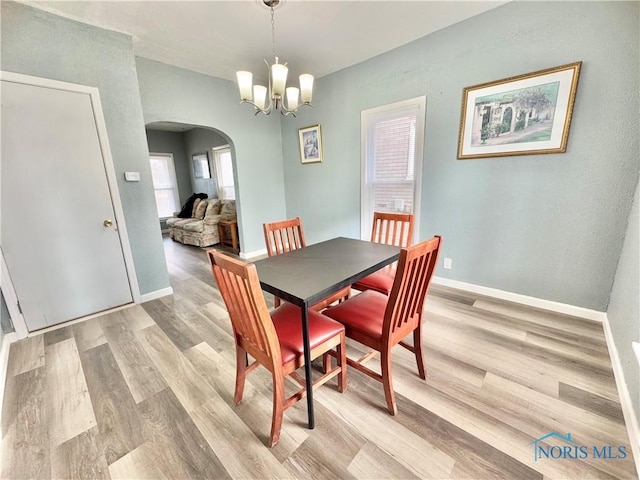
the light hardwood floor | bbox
[1,236,637,479]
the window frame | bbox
[360,96,426,241]
[149,152,180,219]
[212,145,236,200]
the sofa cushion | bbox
[220,200,236,221]
[166,217,183,227]
[167,218,195,228]
[191,198,202,217]
[203,214,222,226]
[205,199,222,217]
[193,199,208,219]
[182,219,204,233]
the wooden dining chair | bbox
[324,236,441,415]
[263,217,351,310]
[352,212,415,296]
[208,250,347,447]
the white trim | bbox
[140,287,174,303]
[150,152,181,218]
[0,248,28,339]
[432,276,607,322]
[602,315,640,475]
[0,331,18,432]
[0,71,141,313]
[633,342,640,367]
[240,248,268,260]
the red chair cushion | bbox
[352,268,395,295]
[323,290,388,340]
[271,303,345,365]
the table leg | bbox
[300,303,315,429]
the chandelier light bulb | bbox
[286,87,299,110]
[271,60,288,97]
[236,71,253,101]
[299,74,314,104]
[253,85,267,110]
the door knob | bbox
[103,219,113,227]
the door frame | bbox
[0,71,141,338]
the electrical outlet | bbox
[444,257,452,270]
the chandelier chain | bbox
[270,7,276,60]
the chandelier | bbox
[236,0,313,116]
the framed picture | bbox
[457,62,581,159]
[299,125,323,164]
[192,152,211,178]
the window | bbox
[212,145,235,200]
[361,96,426,240]
[149,153,180,218]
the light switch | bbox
[125,171,141,182]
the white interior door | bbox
[1,77,134,331]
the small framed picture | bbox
[457,62,582,159]
[298,125,323,164]
[192,152,211,178]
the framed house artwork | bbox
[457,62,582,159]
[299,124,323,164]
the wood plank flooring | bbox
[1,236,637,479]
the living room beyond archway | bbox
[145,122,240,253]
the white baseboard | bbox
[140,287,173,303]
[602,316,640,475]
[240,248,267,260]
[0,331,18,433]
[432,276,607,322]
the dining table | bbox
[253,236,401,429]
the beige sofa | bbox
[166,198,236,247]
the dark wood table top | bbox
[254,236,400,307]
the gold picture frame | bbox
[457,62,581,159]
[298,124,323,164]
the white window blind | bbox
[149,153,180,218]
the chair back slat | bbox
[384,236,442,343]
[263,217,306,256]
[208,250,281,368]
[371,212,414,248]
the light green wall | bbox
[1,2,170,296]
[136,58,287,255]
[280,1,640,312]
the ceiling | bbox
[20,0,510,85]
